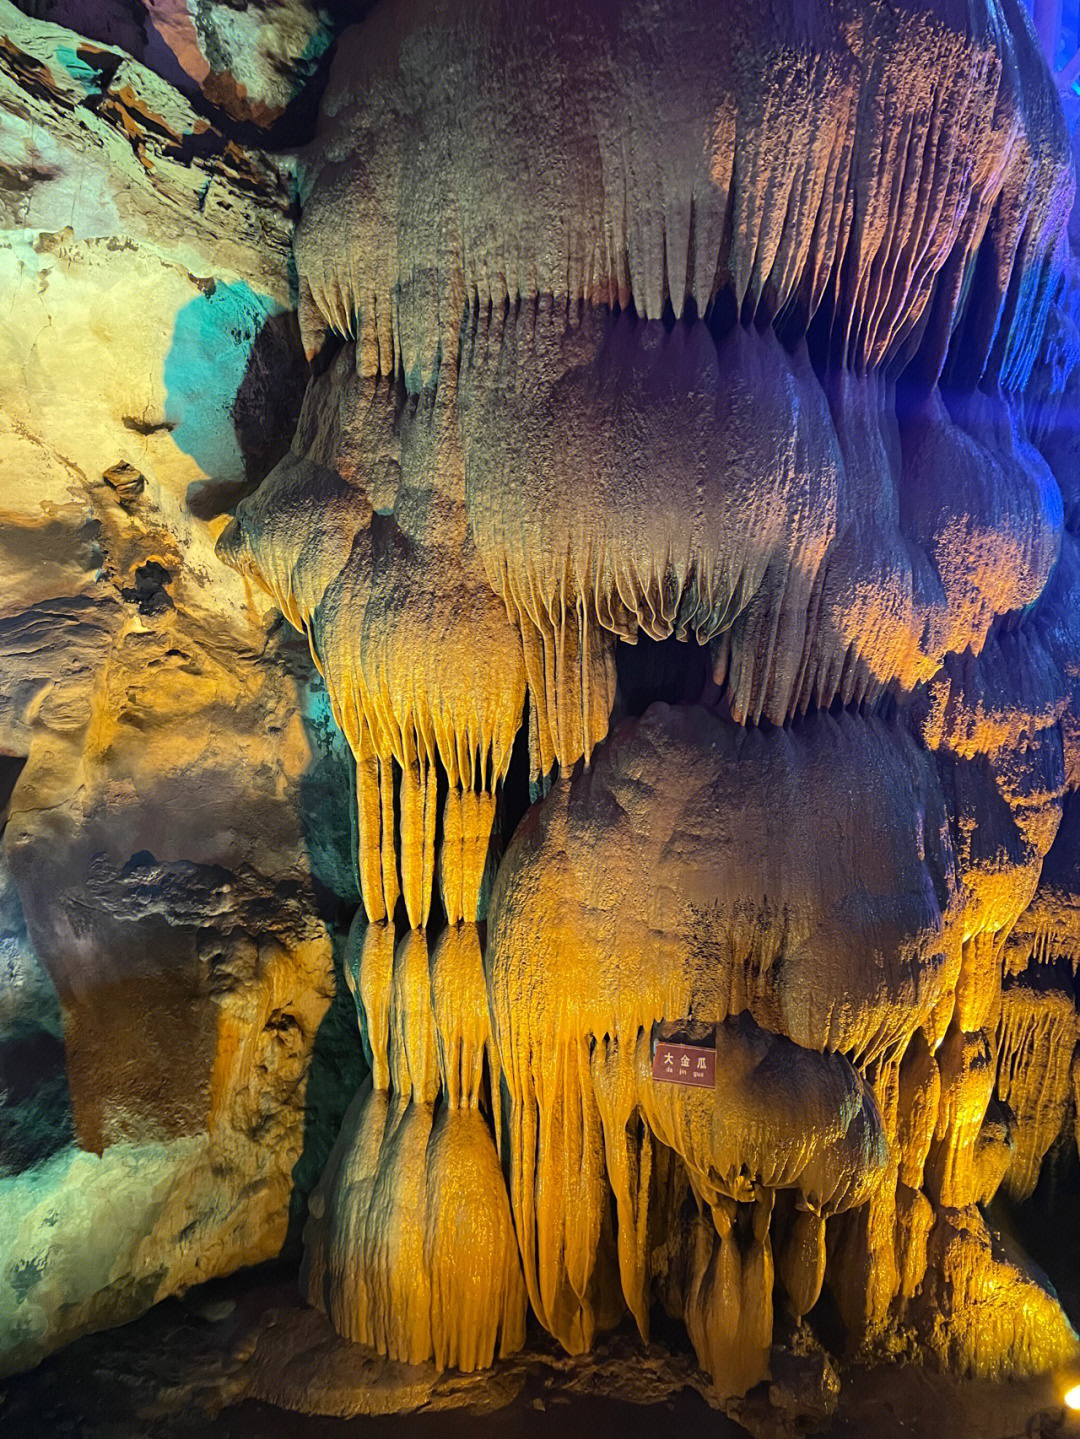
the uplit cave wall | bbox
[5,0,1080,1423]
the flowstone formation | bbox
[210,0,1080,1401]
[4,0,1080,1416]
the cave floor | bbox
[0,1264,1075,1439]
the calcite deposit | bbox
[6,0,1080,1420]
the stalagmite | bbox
[304,917,526,1368]
[682,1197,775,1401]
[914,1208,1078,1378]
[423,1106,527,1371]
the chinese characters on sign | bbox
[651,1041,716,1088]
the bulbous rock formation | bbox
[205,0,1080,1404]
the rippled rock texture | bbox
[6,0,1080,1416]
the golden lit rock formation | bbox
[215,0,1080,1398]
[6,0,1080,1417]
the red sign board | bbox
[652,1041,716,1088]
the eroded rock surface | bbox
[0,0,360,1376]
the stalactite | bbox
[388,929,439,1103]
[828,1059,903,1344]
[216,352,527,934]
[207,0,1080,1398]
[894,1184,934,1307]
[345,915,395,1092]
[681,1195,774,1401]
[777,1209,827,1321]
[896,1031,941,1193]
[926,1028,996,1209]
[634,1019,887,1217]
[953,933,1005,1047]
[996,976,1079,1199]
[439,789,497,926]
[398,732,437,932]
[511,601,618,776]
[591,1033,655,1340]
[298,0,1070,392]
[830,1165,901,1344]
[429,924,496,1112]
[972,1099,1015,1207]
[354,724,399,926]
[519,1033,617,1355]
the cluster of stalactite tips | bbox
[219,0,1080,1400]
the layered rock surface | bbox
[0,0,360,1376]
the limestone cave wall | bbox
[4,0,1080,1418]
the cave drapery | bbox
[6,0,1080,1413]
[216,0,1080,1398]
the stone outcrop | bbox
[0,0,359,1375]
[8,0,335,130]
